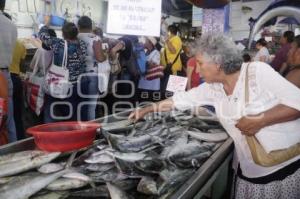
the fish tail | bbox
[65,151,78,169]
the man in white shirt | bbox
[0,0,18,142]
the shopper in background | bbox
[130,34,300,198]
[161,25,182,98]
[0,0,18,143]
[9,39,26,140]
[77,16,107,121]
[138,37,161,102]
[253,38,270,63]
[0,72,8,145]
[39,23,87,123]
[281,35,300,88]
[242,53,251,63]
[270,31,294,72]
[180,41,193,77]
[186,56,202,90]
[30,28,56,75]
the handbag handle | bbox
[244,63,251,104]
[51,40,68,70]
[62,40,68,70]
[31,49,42,76]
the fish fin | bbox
[151,136,166,147]
[65,151,78,169]
[191,159,200,168]
[89,181,96,189]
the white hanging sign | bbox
[107,0,162,36]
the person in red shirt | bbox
[186,57,202,90]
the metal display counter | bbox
[0,109,234,199]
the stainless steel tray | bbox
[0,109,234,199]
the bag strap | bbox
[32,49,42,76]
[164,48,181,67]
[62,40,68,70]
[244,63,251,104]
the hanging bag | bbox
[97,59,111,93]
[244,63,300,167]
[0,74,8,145]
[164,48,181,75]
[25,49,46,115]
[44,40,71,99]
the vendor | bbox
[129,34,300,198]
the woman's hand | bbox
[235,115,265,136]
[128,107,152,123]
[128,99,175,122]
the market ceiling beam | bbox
[185,0,229,8]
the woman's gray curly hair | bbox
[192,34,243,74]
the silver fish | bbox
[106,182,133,199]
[38,163,64,174]
[0,151,61,177]
[137,176,158,195]
[158,169,194,195]
[0,169,70,199]
[173,151,213,168]
[89,168,127,183]
[160,134,188,159]
[91,148,114,157]
[31,191,69,199]
[85,153,114,164]
[106,151,147,162]
[114,157,145,177]
[62,172,91,182]
[113,179,140,191]
[0,151,77,199]
[0,150,45,164]
[134,158,165,174]
[85,163,115,172]
[70,185,109,198]
[101,120,133,131]
[106,128,167,153]
[46,178,88,191]
[168,141,215,160]
[187,130,228,142]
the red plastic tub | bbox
[27,122,100,152]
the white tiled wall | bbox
[4,0,106,38]
[229,0,272,41]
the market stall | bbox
[0,109,233,199]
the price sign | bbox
[107,0,162,36]
[166,75,188,93]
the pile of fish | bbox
[0,110,228,199]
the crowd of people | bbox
[0,0,300,144]
[0,0,300,198]
[248,31,300,88]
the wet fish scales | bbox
[106,182,133,199]
[70,185,109,198]
[137,176,158,195]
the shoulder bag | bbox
[44,40,71,99]
[244,63,300,167]
[164,48,182,75]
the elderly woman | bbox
[129,34,300,198]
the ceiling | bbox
[162,0,231,19]
[162,0,193,19]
